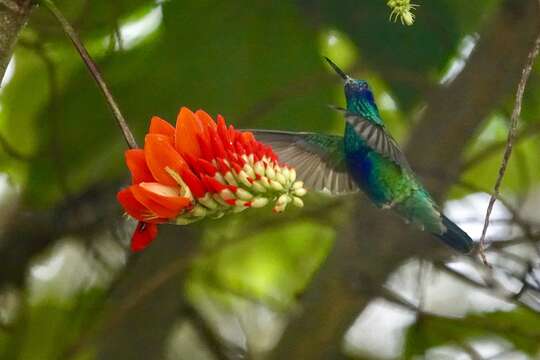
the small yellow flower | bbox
[387,0,418,26]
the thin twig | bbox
[434,261,538,311]
[381,287,421,313]
[455,180,539,246]
[40,0,138,149]
[478,31,540,266]
[461,342,485,360]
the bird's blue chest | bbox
[343,123,391,205]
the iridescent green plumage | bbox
[252,59,474,253]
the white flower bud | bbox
[220,188,235,201]
[282,167,290,180]
[199,193,219,210]
[236,188,253,200]
[244,163,255,178]
[254,161,265,176]
[251,197,269,208]
[252,181,267,193]
[238,170,252,188]
[212,194,230,207]
[275,173,287,185]
[292,196,304,208]
[190,205,207,217]
[273,202,287,213]
[259,176,270,188]
[270,180,284,192]
[224,172,238,186]
[214,172,226,184]
[293,181,304,190]
[289,168,297,183]
[266,165,276,180]
[277,194,290,205]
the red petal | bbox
[240,132,254,154]
[242,131,256,143]
[196,158,217,176]
[117,187,152,221]
[149,116,175,139]
[145,134,189,187]
[196,134,214,161]
[131,222,158,252]
[208,126,227,159]
[181,152,199,169]
[125,149,154,184]
[175,107,203,159]
[131,183,190,219]
[202,175,228,193]
[228,125,237,143]
[217,115,233,150]
[230,160,243,174]
[195,109,217,136]
[179,169,207,198]
[217,158,230,174]
[234,141,246,156]
[226,149,240,165]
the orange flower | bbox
[117,107,306,252]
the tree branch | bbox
[478,25,540,264]
[0,0,33,83]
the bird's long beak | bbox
[324,57,350,81]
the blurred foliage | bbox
[1,0,540,359]
[0,289,104,360]
[189,221,335,309]
[404,307,540,358]
[0,0,526,208]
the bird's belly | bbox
[346,149,409,207]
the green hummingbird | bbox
[252,58,474,253]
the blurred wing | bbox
[250,130,358,195]
[345,113,411,170]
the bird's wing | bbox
[345,113,411,171]
[249,130,359,195]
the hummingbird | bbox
[251,58,474,253]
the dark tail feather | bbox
[435,215,475,253]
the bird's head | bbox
[324,57,379,118]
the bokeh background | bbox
[1,0,540,359]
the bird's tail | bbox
[435,215,475,253]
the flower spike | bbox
[117,108,307,251]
